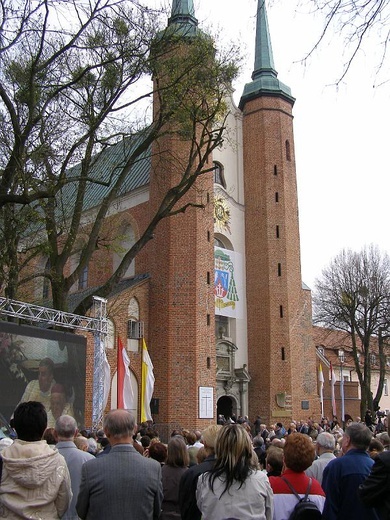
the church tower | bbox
[240,1,318,422]
[147,0,216,434]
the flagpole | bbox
[141,338,145,422]
[141,338,147,423]
[117,335,121,408]
[330,362,337,418]
[319,364,324,418]
[338,349,345,427]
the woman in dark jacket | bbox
[161,436,189,520]
[359,450,390,519]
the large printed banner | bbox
[0,321,86,427]
[214,247,244,319]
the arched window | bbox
[113,224,135,278]
[105,319,115,349]
[68,236,89,293]
[42,259,51,300]
[214,161,226,188]
[128,297,140,320]
[78,264,88,290]
[214,233,233,251]
[69,253,88,293]
[127,297,141,352]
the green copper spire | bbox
[253,0,275,78]
[168,0,198,35]
[239,1,294,109]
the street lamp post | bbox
[338,349,345,427]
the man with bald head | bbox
[76,409,163,520]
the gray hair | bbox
[316,432,335,451]
[377,432,390,447]
[103,409,136,439]
[55,415,77,439]
[253,435,264,447]
[87,437,98,454]
[345,422,372,450]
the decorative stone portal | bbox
[216,340,251,419]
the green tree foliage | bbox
[314,245,390,416]
[0,0,238,311]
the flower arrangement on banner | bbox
[0,332,28,382]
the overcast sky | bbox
[193,0,390,289]
[152,0,389,289]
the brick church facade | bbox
[99,0,320,433]
[13,0,324,433]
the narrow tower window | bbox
[274,165,278,175]
[276,225,280,238]
[278,263,282,277]
[275,192,279,203]
[279,305,284,318]
[207,271,210,285]
[281,347,285,361]
[285,140,291,161]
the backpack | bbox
[281,476,322,520]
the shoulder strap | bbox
[281,476,312,502]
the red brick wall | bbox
[145,41,217,430]
[242,95,319,424]
[147,134,216,431]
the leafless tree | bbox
[0,0,239,311]
[314,245,390,417]
[301,0,390,86]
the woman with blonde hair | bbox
[196,423,273,520]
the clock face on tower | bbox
[214,195,231,233]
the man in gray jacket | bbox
[55,415,94,519]
[76,409,163,520]
[305,431,336,485]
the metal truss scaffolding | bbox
[0,296,108,429]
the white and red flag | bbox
[117,337,134,410]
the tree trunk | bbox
[360,382,374,418]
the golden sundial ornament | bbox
[214,195,231,233]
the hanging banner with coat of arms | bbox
[214,247,244,318]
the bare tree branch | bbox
[314,245,390,416]
[301,0,390,85]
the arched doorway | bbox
[217,395,235,421]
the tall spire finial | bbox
[168,0,198,31]
[239,0,294,109]
[252,0,276,80]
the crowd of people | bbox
[0,405,389,519]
